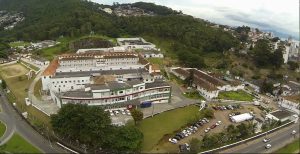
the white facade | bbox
[230,113,254,123]
[117,38,156,50]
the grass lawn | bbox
[183,91,205,100]
[218,90,254,101]
[148,58,164,66]
[0,133,41,153]
[34,79,42,99]
[0,64,52,129]
[138,105,200,151]
[275,139,300,153]
[0,121,6,138]
[20,60,40,72]
[9,41,31,47]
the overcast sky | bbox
[92,0,299,39]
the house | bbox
[266,110,297,122]
[171,67,244,100]
[139,50,164,58]
[30,56,50,66]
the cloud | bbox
[92,0,299,38]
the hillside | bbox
[0,0,239,68]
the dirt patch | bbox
[0,64,28,78]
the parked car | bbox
[121,110,126,115]
[173,136,181,141]
[114,111,119,114]
[179,143,190,152]
[263,138,270,143]
[216,121,222,126]
[169,138,178,144]
[203,118,210,123]
[265,144,272,149]
[210,124,217,129]
[205,128,210,133]
[291,130,297,135]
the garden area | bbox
[0,133,41,153]
[218,90,254,101]
[137,105,201,152]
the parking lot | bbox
[106,108,133,126]
[150,103,265,153]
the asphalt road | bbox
[0,90,65,153]
[221,122,300,153]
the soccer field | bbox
[0,64,29,78]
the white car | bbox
[110,112,114,116]
[216,121,222,126]
[169,138,178,144]
[263,138,270,143]
[114,111,119,114]
[265,144,272,149]
[121,110,126,115]
[291,130,296,135]
[127,112,131,116]
[205,128,210,133]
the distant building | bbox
[102,8,113,14]
[117,38,156,50]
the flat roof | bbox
[62,90,93,98]
[145,80,170,89]
[270,110,293,119]
[53,68,148,78]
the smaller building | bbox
[30,56,50,66]
[139,50,163,58]
[230,113,254,123]
[266,110,296,122]
[117,38,156,50]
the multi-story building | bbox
[41,51,171,108]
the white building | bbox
[117,38,156,50]
[139,50,164,58]
[230,113,254,123]
[171,67,244,100]
[41,51,170,108]
[266,110,297,122]
[76,47,127,54]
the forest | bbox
[0,0,239,68]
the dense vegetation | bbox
[0,41,9,58]
[0,0,239,68]
[51,104,143,153]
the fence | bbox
[200,121,295,154]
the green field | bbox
[20,60,40,72]
[0,121,6,138]
[275,139,300,154]
[34,79,42,99]
[0,133,41,153]
[0,64,51,128]
[138,105,200,151]
[218,90,254,101]
[9,41,31,47]
[183,91,205,100]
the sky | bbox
[92,0,299,39]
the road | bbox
[221,122,300,153]
[0,89,65,153]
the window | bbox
[119,91,123,94]
[61,81,63,83]
[65,81,67,83]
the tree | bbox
[1,80,6,89]
[252,39,272,67]
[51,104,113,151]
[271,49,284,68]
[260,79,274,94]
[111,125,143,152]
[190,138,202,153]
[130,109,143,125]
[287,61,299,71]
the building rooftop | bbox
[42,58,59,76]
[145,80,170,89]
[62,90,93,98]
[172,68,190,79]
[53,68,148,78]
[270,110,293,119]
